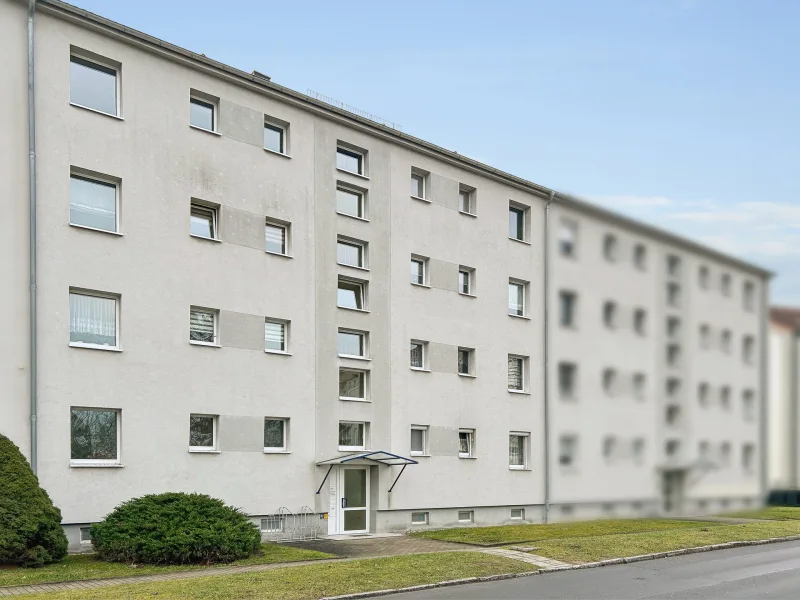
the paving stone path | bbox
[479,547,573,569]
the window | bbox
[70,173,118,233]
[338,330,366,358]
[458,510,474,523]
[602,368,618,396]
[667,254,681,277]
[458,347,474,376]
[742,444,755,471]
[508,280,527,317]
[510,508,524,520]
[720,273,732,296]
[189,414,217,451]
[410,341,427,370]
[411,512,429,525]
[410,170,427,199]
[337,278,366,310]
[69,291,118,349]
[337,238,366,268]
[336,185,365,219]
[698,382,710,406]
[70,408,119,464]
[632,438,645,462]
[264,120,286,154]
[189,96,216,131]
[264,418,287,452]
[509,433,529,469]
[559,220,577,257]
[560,291,577,328]
[699,440,709,459]
[337,147,364,175]
[80,527,93,543]
[667,282,681,307]
[602,436,616,460]
[665,404,681,425]
[459,267,474,295]
[633,373,646,400]
[603,301,618,329]
[508,203,527,241]
[743,281,755,311]
[743,390,756,421]
[603,234,618,262]
[264,320,288,353]
[743,335,755,365]
[70,54,117,115]
[559,435,577,467]
[410,426,428,456]
[189,307,218,345]
[190,201,217,239]
[339,370,366,401]
[458,429,475,458]
[667,316,681,338]
[665,439,680,457]
[721,329,732,354]
[633,309,647,336]
[720,386,731,410]
[699,265,710,289]
[699,324,711,349]
[558,363,577,399]
[633,244,647,270]
[459,186,475,214]
[666,378,681,399]
[508,355,526,391]
[720,442,731,466]
[410,257,427,285]
[338,421,366,450]
[265,221,289,255]
[261,515,285,533]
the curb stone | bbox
[321,535,800,600]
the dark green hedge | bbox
[90,492,261,564]
[0,434,68,568]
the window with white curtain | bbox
[509,433,529,469]
[338,330,365,357]
[70,408,120,463]
[337,238,366,268]
[265,320,288,353]
[70,174,118,233]
[338,421,366,450]
[265,221,289,255]
[508,355,525,391]
[189,307,217,345]
[69,291,118,348]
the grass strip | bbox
[721,506,800,521]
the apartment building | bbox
[1,0,770,551]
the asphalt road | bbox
[389,540,800,599]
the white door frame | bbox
[338,466,370,534]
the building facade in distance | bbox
[1,0,770,552]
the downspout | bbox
[543,191,556,522]
[27,0,38,474]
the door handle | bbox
[341,497,347,508]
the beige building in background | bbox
[1,0,771,552]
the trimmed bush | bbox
[0,434,68,568]
[90,492,261,565]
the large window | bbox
[70,55,117,116]
[69,291,118,349]
[339,370,366,401]
[509,433,529,469]
[338,330,366,357]
[189,414,217,451]
[336,185,365,219]
[336,147,365,175]
[459,429,475,458]
[337,239,366,268]
[265,221,289,255]
[70,173,118,233]
[339,421,366,450]
[190,201,217,239]
[337,278,366,310]
[265,320,288,353]
[264,418,288,452]
[190,96,216,131]
[190,307,218,345]
[508,355,526,391]
[70,408,119,464]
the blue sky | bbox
[70,0,800,303]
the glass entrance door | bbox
[341,468,369,533]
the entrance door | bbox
[340,467,369,533]
[662,470,685,514]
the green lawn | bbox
[721,506,800,521]
[532,520,800,564]
[0,544,333,588]
[16,552,536,600]
[410,518,721,546]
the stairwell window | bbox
[336,185,366,219]
[265,320,289,353]
[70,53,118,116]
[339,370,367,401]
[189,414,218,452]
[338,329,366,358]
[190,201,218,240]
[69,290,119,350]
[338,277,366,310]
[189,307,218,346]
[339,421,366,451]
[70,172,119,233]
[70,408,120,465]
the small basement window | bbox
[411,512,429,525]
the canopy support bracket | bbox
[315,464,334,495]
[388,464,408,493]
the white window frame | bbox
[189,306,219,347]
[338,420,367,451]
[188,413,218,453]
[337,277,367,311]
[508,202,528,242]
[667,282,681,307]
[667,254,681,277]
[603,436,617,461]
[69,50,120,117]
[457,510,474,523]
[411,511,429,525]
[337,237,367,269]
[335,183,367,220]
[508,279,528,317]
[80,527,93,544]
[189,93,218,133]
[633,243,647,270]
[458,267,474,296]
[458,429,475,458]
[743,390,756,421]
[263,117,289,156]
[459,185,475,215]
[336,145,366,176]
[68,289,120,351]
[410,256,428,286]
[69,407,121,466]
[508,432,530,470]
[742,444,755,471]
[603,234,618,262]
[264,319,290,354]
[189,199,218,241]
[337,328,367,359]
[632,438,645,463]
[410,340,428,371]
[559,291,577,328]
[261,515,286,533]
[510,508,524,520]
[699,265,710,289]
[263,417,289,453]
[558,362,577,399]
[410,425,428,456]
[698,382,710,406]
[508,354,527,392]
[265,219,291,257]
[457,347,474,376]
[69,170,121,235]
[559,434,577,467]
[339,369,368,402]
[410,168,428,200]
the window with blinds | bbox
[70,174,118,233]
[265,320,287,352]
[190,202,216,239]
[189,308,217,344]
[265,222,287,255]
[508,355,524,391]
[509,434,527,468]
[69,291,118,348]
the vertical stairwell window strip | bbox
[70,174,118,233]
[69,292,118,349]
[190,308,217,345]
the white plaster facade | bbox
[768,310,800,492]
